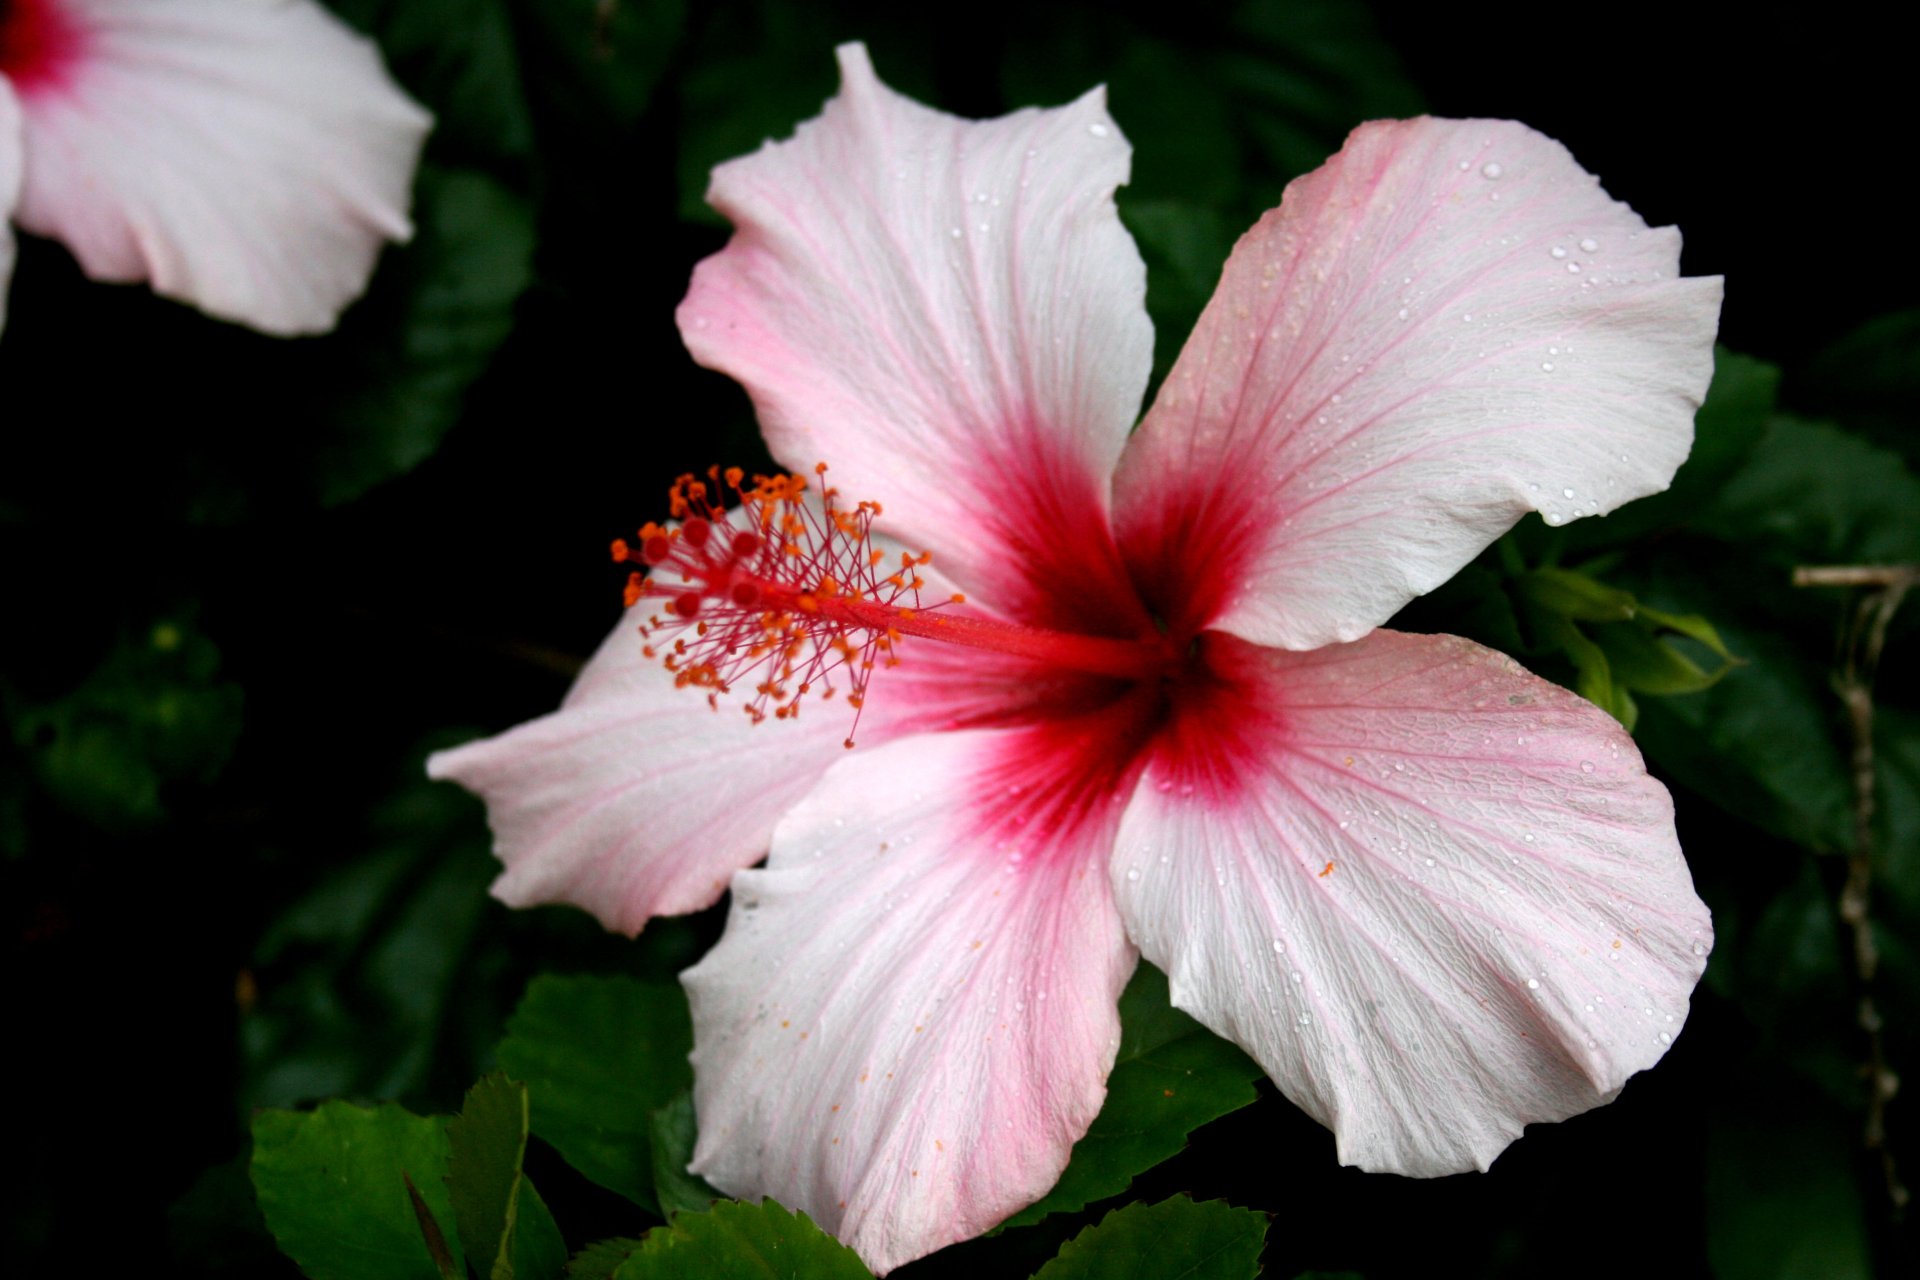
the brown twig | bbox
[1796,562,1917,1217]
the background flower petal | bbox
[10,0,431,336]
[0,80,21,334]
[1111,629,1711,1175]
[1113,117,1722,649]
[683,727,1136,1274]
[678,43,1153,632]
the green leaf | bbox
[610,1199,872,1279]
[1702,414,1920,565]
[310,164,536,506]
[674,4,843,225]
[251,1100,468,1280]
[1031,1196,1266,1280]
[1706,1095,1871,1280]
[1517,566,1639,623]
[567,1238,648,1279]
[1218,0,1424,189]
[1590,617,1732,697]
[332,0,534,167]
[496,974,695,1212]
[1625,560,1852,855]
[1121,199,1236,391]
[1796,308,1920,467]
[516,0,687,127]
[445,1074,568,1280]
[6,615,242,831]
[244,748,499,1109]
[649,1091,722,1219]
[998,964,1261,1231]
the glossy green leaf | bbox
[1031,1196,1266,1280]
[1632,602,1740,663]
[674,2,843,225]
[1122,198,1237,390]
[445,1074,568,1280]
[1797,308,1920,466]
[1703,414,1920,565]
[610,1199,872,1279]
[332,0,534,166]
[1626,561,1851,855]
[1518,566,1639,623]
[244,751,498,1109]
[311,164,535,506]
[649,1091,722,1219]
[7,616,242,831]
[1220,0,1423,183]
[1706,1097,1871,1280]
[517,0,688,126]
[998,964,1261,1231]
[496,974,694,1211]
[1521,608,1635,731]
[1590,618,1733,697]
[567,1238,648,1279]
[251,1101,467,1280]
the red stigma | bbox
[617,464,938,742]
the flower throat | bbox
[615,465,1178,745]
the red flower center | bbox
[617,465,1190,745]
[0,0,84,95]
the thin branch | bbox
[1796,563,1916,1217]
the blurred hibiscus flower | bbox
[434,44,1721,1273]
[0,0,429,335]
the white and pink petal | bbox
[0,79,22,333]
[684,726,1138,1274]
[427,525,1044,938]
[1111,630,1710,1175]
[678,43,1154,633]
[8,0,431,336]
[1113,117,1722,649]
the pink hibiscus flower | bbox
[0,0,430,336]
[431,44,1721,1274]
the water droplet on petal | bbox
[1550,245,1568,259]
[1481,161,1504,179]
[1562,487,1576,498]
[1088,122,1111,138]
[1579,236,1600,253]
[1566,262,1582,274]
[1580,760,1596,773]
[1125,867,1141,882]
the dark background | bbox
[3,1,1913,1276]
